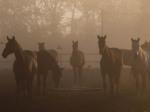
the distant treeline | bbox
[0,0,150,39]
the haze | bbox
[0,0,150,68]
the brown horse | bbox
[2,36,37,98]
[97,35,123,96]
[37,50,64,95]
[38,42,58,63]
[70,41,85,85]
[37,42,59,95]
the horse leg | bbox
[147,71,150,90]
[43,72,48,95]
[16,77,21,99]
[73,67,77,84]
[22,79,26,97]
[29,76,34,97]
[115,71,121,97]
[133,71,139,96]
[78,66,83,86]
[37,72,41,95]
[27,77,33,98]
[101,72,107,97]
[108,73,114,97]
[141,72,146,94]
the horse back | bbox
[24,50,37,59]
[110,48,123,66]
[37,50,58,72]
[79,50,85,66]
[47,49,58,63]
[24,50,37,74]
[121,49,133,66]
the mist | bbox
[0,0,150,68]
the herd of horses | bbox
[1,35,150,99]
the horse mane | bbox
[139,46,144,58]
[14,40,25,62]
[38,50,60,70]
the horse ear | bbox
[43,42,45,45]
[38,42,40,45]
[97,35,100,39]
[138,37,140,41]
[72,41,74,43]
[77,41,78,43]
[12,36,15,40]
[7,36,10,41]
[131,38,133,42]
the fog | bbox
[0,0,150,68]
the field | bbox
[1,68,150,112]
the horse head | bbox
[72,40,78,51]
[2,36,17,58]
[131,38,141,58]
[38,42,45,51]
[53,67,64,88]
[141,40,150,49]
[97,35,107,55]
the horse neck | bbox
[72,47,79,55]
[102,45,110,58]
[15,42,25,63]
[139,46,143,58]
[39,47,46,51]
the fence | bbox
[58,53,100,68]
[0,53,101,69]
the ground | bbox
[1,68,150,112]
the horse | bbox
[70,41,85,85]
[141,41,150,50]
[97,35,123,97]
[131,38,150,95]
[37,50,64,95]
[38,42,58,63]
[37,42,59,95]
[2,36,37,98]
[121,41,150,67]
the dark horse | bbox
[37,50,64,95]
[70,41,85,85]
[97,35,123,96]
[2,36,37,98]
[38,42,58,63]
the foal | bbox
[97,35,123,96]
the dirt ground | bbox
[1,68,150,112]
